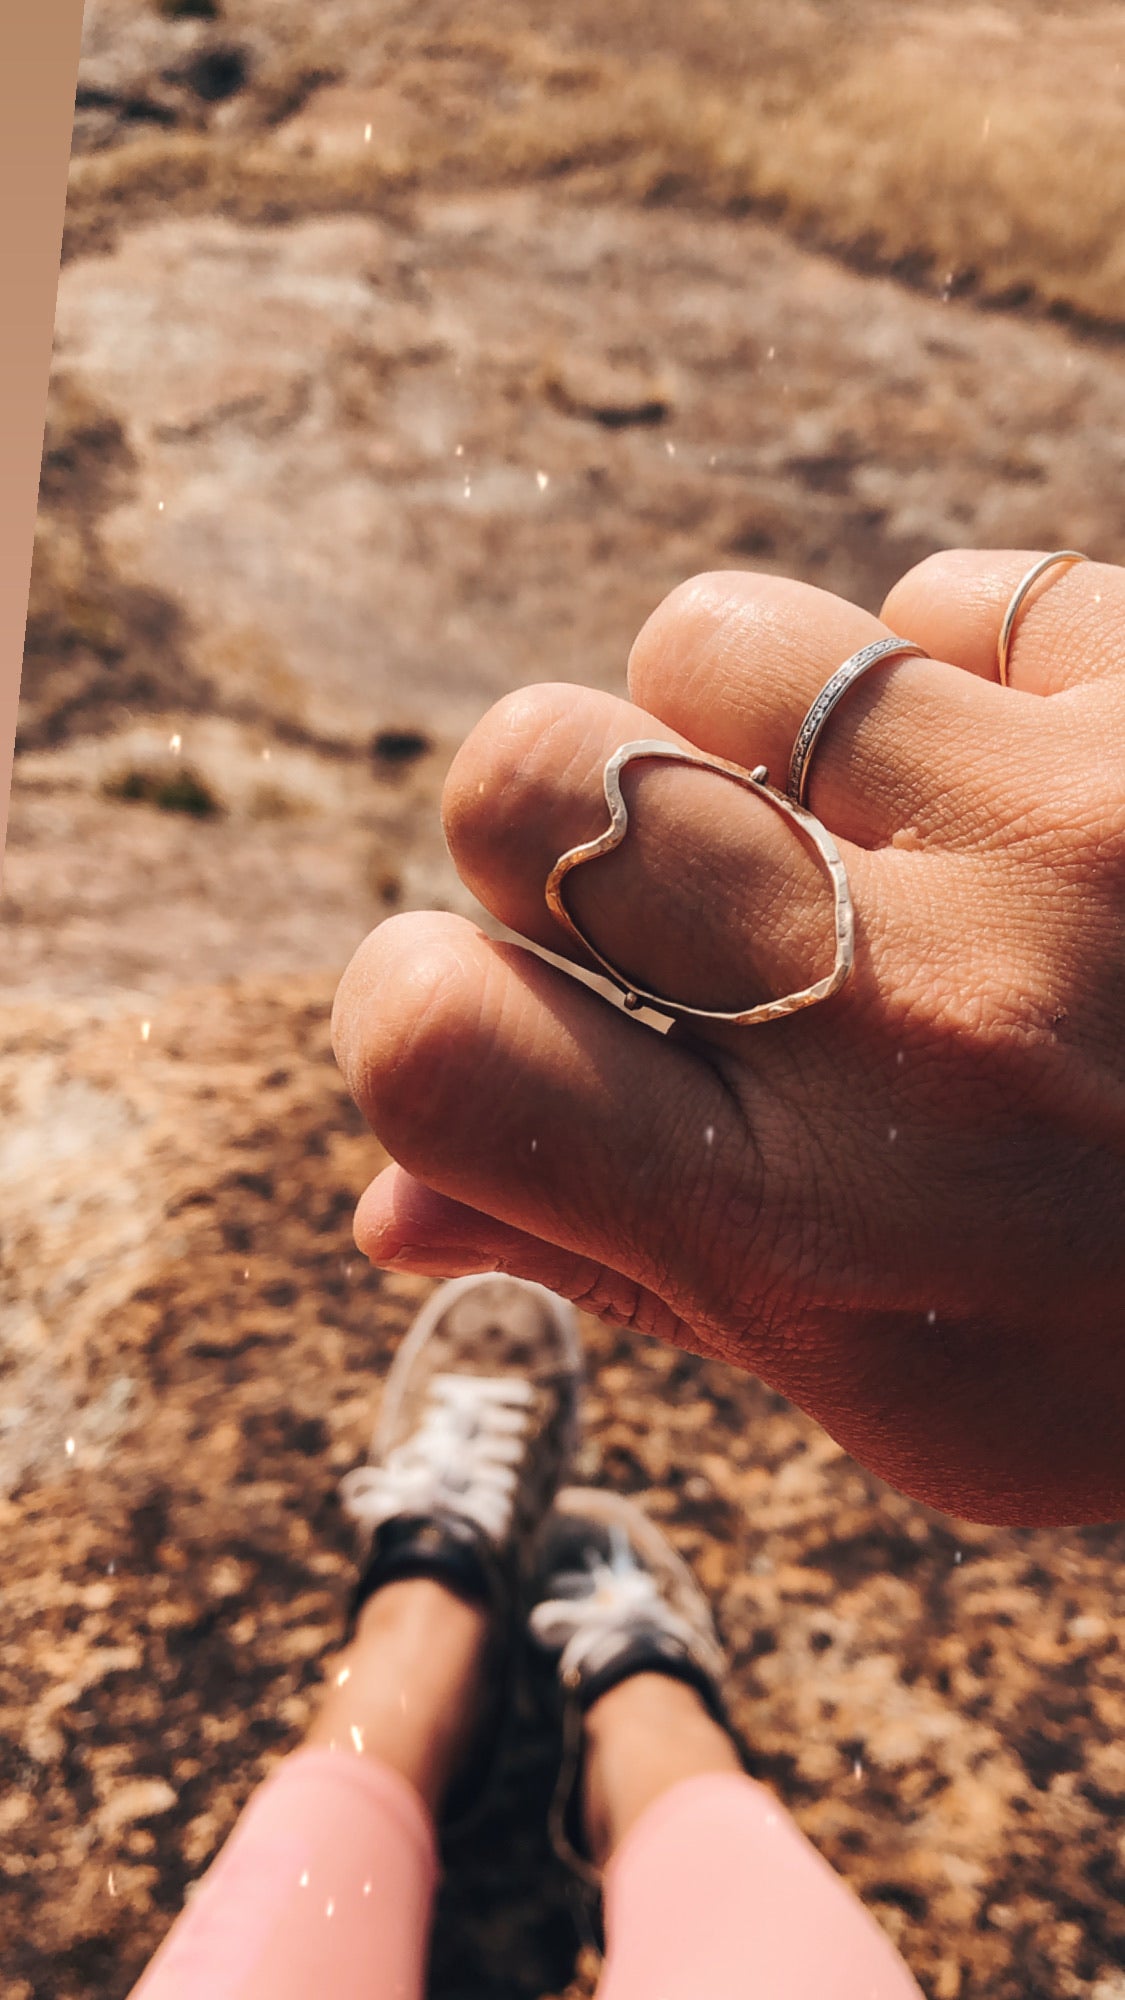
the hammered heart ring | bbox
[544,740,854,1027]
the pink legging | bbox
[131,1747,922,1999]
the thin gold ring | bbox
[544,739,854,1027]
[996,550,1088,687]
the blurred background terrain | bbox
[4,2,1125,1995]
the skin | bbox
[332,550,1125,1527]
[310,1578,737,1859]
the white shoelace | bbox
[529,1524,703,1683]
[340,1373,536,1546]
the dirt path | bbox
[5,985,1125,2000]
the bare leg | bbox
[582,1672,740,1866]
[131,1578,493,2000]
[132,1272,582,2000]
[585,1677,923,2000]
[307,1577,492,1816]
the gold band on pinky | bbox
[996,550,1089,687]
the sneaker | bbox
[528,1487,732,1886]
[338,1274,583,1827]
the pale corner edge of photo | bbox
[0,0,86,885]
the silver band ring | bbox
[996,550,1088,688]
[786,638,928,807]
[545,739,855,1027]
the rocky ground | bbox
[5,3,1125,1996]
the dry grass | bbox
[64,7,1125,325]
[753,13,1125,324]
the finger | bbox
[331,910,758,1323]
[881,548,1125,695]
[354,1165,694,1344]
[444,682,879,1029]
[355,1163,580,1273]
[624,569,1008,846]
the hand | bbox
[332,551,1125,1526]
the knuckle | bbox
[443,683,593,870]
[879,547,977,625]
[568,1265,688,1345]
[332,914,478,1143]
[448,684,572,798]
[626,570,743,706]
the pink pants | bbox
[132,1748,921,1999]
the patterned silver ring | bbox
[786,638,929,808]
[996,550,1088,687]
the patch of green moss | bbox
[153,0,221,21]
[103,764,222,817]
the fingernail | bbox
[378,1244,493,1276]
[373,1243,427,1269]
[374,1240,470,1272]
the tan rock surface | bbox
[12,184,1125,1006]
[42,195,1125,751]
